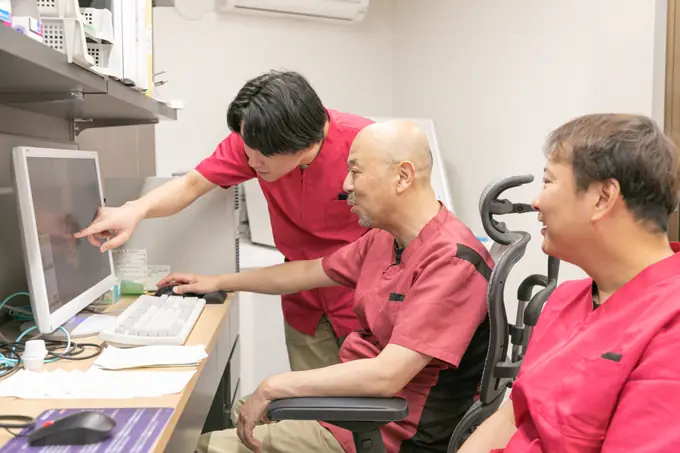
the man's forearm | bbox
[131,171,214,219]
[456,400,517,453]
[217,259,335,295]
[261,358,400,400]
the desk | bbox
[0,293,241,453]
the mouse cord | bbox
[0,415,36,437]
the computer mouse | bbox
[154,282,187,297]
[28,411,116,446]
[154,282,228,304]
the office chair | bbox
[446,175,560,451]
[266,175,560,453]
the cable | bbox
[0,292,32,320]
[0,292,103,379]
[0,415,35,438]
[0,327,103,379]
[0,292,30,312]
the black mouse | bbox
[28,411,116,446]
[154,282,228,304]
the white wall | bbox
[152,0,395,176]
[152,0,395,394]
[392,0,668,314]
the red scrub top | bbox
[497,242,680,453]
[195,109,372,337]
[320,205,493,453]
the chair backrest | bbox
[448,174,561,452]
[477,174,560,405]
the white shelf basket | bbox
[37,0,81,19]
[41,17,95,68]
[80,7,114,43]
[87,42,118,77]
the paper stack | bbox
[94,345,208,370]
[0,368,195,399]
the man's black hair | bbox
[226,70,327,157]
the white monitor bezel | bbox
[12,146,116,334]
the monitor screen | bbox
[28,156,111,312]
[13,147,116,334]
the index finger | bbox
[238,417,260,453]
[156,273,178,287]
[157,273,193,287]
[74,219,110,239]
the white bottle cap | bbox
[22,339,47,371]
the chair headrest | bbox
[479,174,535,245]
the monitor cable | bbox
[0,292,103,379]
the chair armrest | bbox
[267,397,408,423]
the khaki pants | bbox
[196,396,345,453]
[284,316,344,372]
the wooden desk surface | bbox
[0,293,234,452]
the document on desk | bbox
[94,345,208,370]
[0,368,195,399]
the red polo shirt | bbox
[194,109,372,337]
[320,205,492,453]
[497,242,680,453]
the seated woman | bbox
[459,113,680,453]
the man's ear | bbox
[396,161,416,194]
[591,178,621,222]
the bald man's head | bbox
[342,120,436,228]
[351,120,433,177]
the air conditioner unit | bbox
[215,0,370,23]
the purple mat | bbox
[1,407,174,452]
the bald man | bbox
[171,120,493,453]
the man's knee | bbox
[196,428,251,453]
[196,432,215,453]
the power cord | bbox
[0,415,35,438]
[0,291,105,440]
[0,293,104,379]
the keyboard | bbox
[99,294,206,346]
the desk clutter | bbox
[0,345,206,399]
[0,407,174,452]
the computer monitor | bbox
[11,146,117,335]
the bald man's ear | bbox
[396,161,416,194]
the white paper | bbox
[145,264,171,291]
[113,248,147,282]
[94,345,207,370]
[0,368,195,399]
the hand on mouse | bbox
[157,273,223,295]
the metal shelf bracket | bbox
[73,118,160,136]
[0,91,85,104]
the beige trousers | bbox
[196,396,345,453]
[284,316,344,371]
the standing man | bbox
[74,70,373,371]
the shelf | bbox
[0,26,177,131]
[0,23,106,94]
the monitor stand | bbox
[20,312,118,341]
